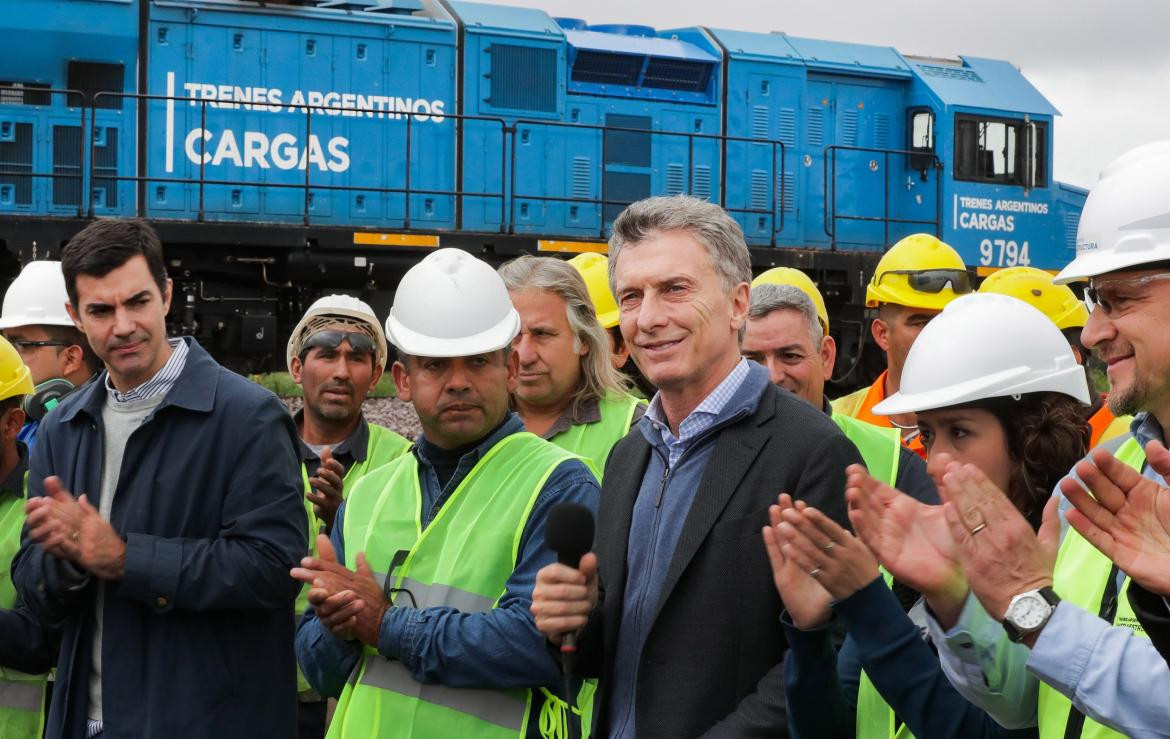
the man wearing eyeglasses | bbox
[895,143,1170,738]
[286,295,411,739]
[832,233,971,457]
[0,262,101,451]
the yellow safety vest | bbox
[0,473,47,739]
[547,393,642,480]
[832,414,902,487]
[328,432,579,739]
[855,570,913,739]
[295,423,411,695]
[1037,436,1149,739]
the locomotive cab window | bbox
[908,109,935,175]
[955,114,1047,188]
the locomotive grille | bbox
[571,51,642,87]
[52,125,82,207]
[0,122,33,206]
[490,45,557,112]
[776,108,796,146]
[641,58,711,93]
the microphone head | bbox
[545,502,595,566]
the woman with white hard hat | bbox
[763,292,1089,738]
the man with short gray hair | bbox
[743,281,935,498]
[532,195,861,736]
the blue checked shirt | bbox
[644,358,751,469]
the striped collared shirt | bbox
[104,338,188,404]
[644,357,750,468]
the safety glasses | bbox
[301,330,376,356]
[1083,272,1170,317]
[8,339,70,355]
[876,268,973,295]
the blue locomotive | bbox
[0,0,1086,371]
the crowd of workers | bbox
[0,141,1164,739]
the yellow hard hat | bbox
[978,266,1088,331]
[865,234,972,310]
[567,253,619,329]
[0,336,34,402]
[752,267,830,334]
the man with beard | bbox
[868,143,1170,737]
[286,295,411,738]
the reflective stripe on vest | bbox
[855,569,914,739]
[547,393,642,481]
[833,414,902,487]
[0,474,47,738]
[1037,436,1149,739]
[329,432,579,739]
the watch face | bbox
[1008,593,1050,629]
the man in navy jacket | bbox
[13,219,307,738]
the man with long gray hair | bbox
[531,195,860,736]
[499,256,645,478]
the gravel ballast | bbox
[283,396,422,440]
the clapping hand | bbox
[762,494,832,629]
[845,463,968,626]
[291,534,388,646]
[775,495,880,603]
[1062,440,1170,595]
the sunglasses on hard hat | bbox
[1083,272,1170,317]
[301,330,376,356]
[876,268,973,295]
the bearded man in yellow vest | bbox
[0,336,54,738]
[861,143,1170,737]
[286,295,411,739]
[744,273,934,502]
[292,248,600,739]
[499,255,645,479]
[832,234,972,457]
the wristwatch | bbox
[1002,586,1061,643]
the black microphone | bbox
[544,502,595,662]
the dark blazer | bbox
[580,381,862,737]
[13,339,307,739]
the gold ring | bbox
[970,522,988,536]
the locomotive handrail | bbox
[822,144,943,249]
[510,117,788,243]
[89,90,512,229]
[0,86,88,218]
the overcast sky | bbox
[478,0,1170,189]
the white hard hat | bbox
[1055,141,1170,285]
[872,293,1090,416]
[286,294,388,373]
[0,261,74,329]
[385,248,519,358]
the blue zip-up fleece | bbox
[607,362,769,737]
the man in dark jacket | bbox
[13,219,307,738]
[532,195,861,737]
